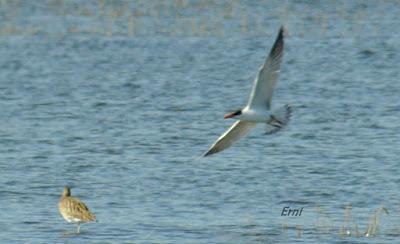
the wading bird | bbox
[58,186,96,234]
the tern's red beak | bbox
[224,112,235,119]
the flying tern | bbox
[204,26,292,157]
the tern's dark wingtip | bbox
[203,149,216,157]
[278,26,286,38]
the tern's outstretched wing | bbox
[204,121,257,156]
[247,26,285,110]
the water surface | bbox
[1,1,400,243]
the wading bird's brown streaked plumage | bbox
[58,186,96,233]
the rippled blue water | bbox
[1,1,400,243]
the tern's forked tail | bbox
[265,104,292,134]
